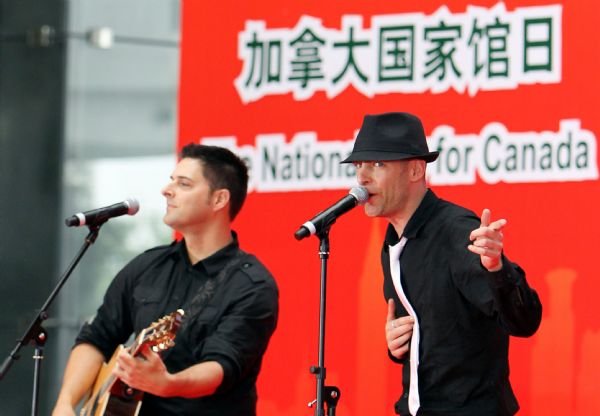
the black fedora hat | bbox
[342,112,439,163]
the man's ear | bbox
[212,189,231,212]
[410,160,426,181]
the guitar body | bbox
[81,392,142,416]
[79,310,184,416]
[96,396,141,416]
[80,346,143,416]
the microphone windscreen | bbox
[125,198,140,215]
[349,186,369,204]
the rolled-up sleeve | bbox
[450,215,542,338]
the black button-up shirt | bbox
[76,233,279,415]
[382,190,542,415]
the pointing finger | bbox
[480,208,491,227]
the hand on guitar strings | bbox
[113,344,173,397]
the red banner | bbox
[179,1,600,414]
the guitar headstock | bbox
[135,309,185,355]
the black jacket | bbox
[382,190,541,415]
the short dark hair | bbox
[180,144,249,221]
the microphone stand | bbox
[0,223,105,416]
[308,228,341,416]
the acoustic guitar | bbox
[80,309,184,416]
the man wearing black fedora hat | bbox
[343,112,542,415]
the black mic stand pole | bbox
[0,223,105,416]
[308,228,340,416]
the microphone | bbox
[65,198,140,227]
[294,186,369,240]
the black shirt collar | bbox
[384,189,440,245]
[171,231,240,276]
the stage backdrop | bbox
[178,1,599,414]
